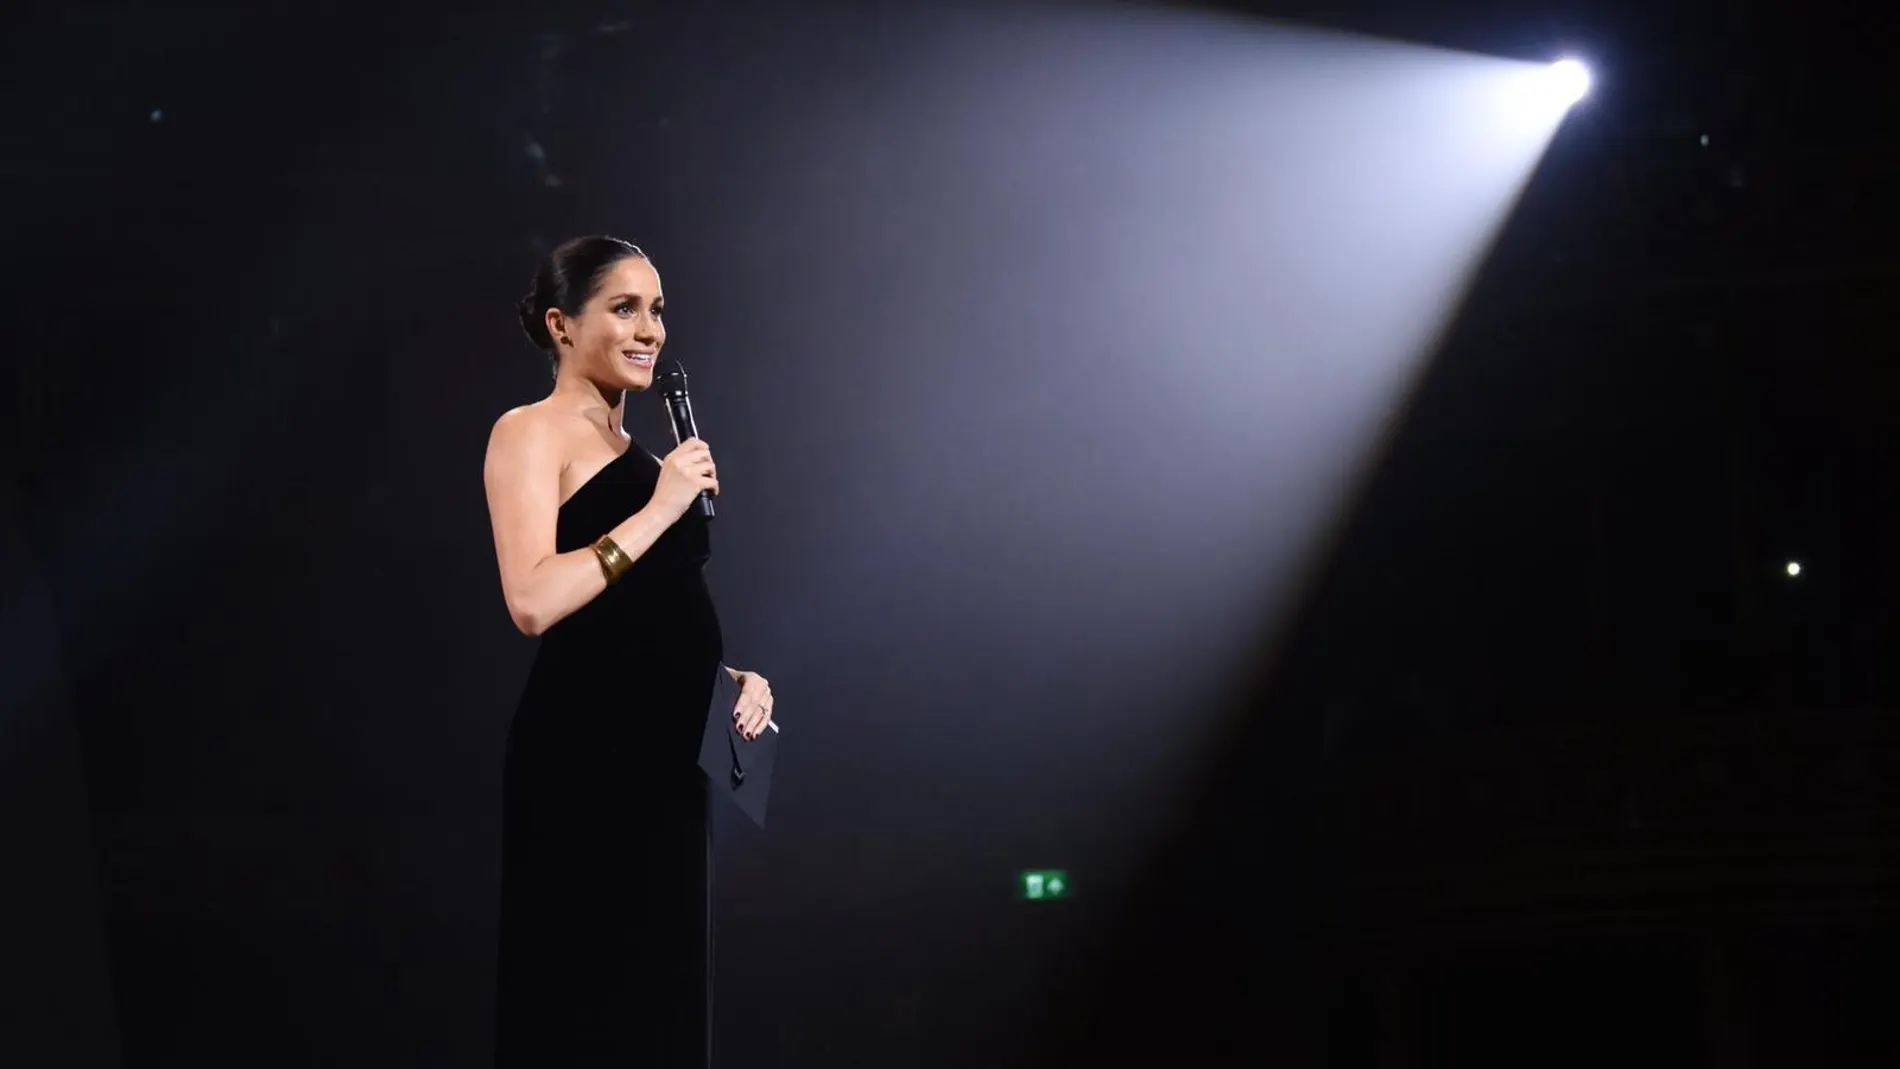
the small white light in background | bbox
[1785,561,1802,578]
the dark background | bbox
[3,0,1895,1065]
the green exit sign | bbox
[1019,870,1071,901]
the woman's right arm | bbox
[482,409,674,637]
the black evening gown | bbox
[495,443,723,1067]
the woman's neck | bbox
[550,371,626,437]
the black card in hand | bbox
[697,666,779,828]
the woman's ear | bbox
[545,308,572,347]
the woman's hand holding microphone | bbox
[650,438,719,521]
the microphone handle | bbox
[665,394,716,520]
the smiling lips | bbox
[624,351,655,369]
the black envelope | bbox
[697,666,779,828]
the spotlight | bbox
[1545,58,1592,108]
[1786,561,1802,578]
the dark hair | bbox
[515,235,647,352]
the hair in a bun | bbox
[516,235,647,359]
[515,291,552,349]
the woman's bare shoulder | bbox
[489,404,585,491]
[489,398,569,449]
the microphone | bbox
[654,359,715,520]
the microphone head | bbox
[654,359,689,399]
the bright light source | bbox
[1499,56,1595,131]
[1786,561,1802,578]
[1546,58,1592,108]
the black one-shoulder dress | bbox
[495,443,722,1066]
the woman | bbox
[484,235,773,1065]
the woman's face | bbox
[551,255,666,393]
